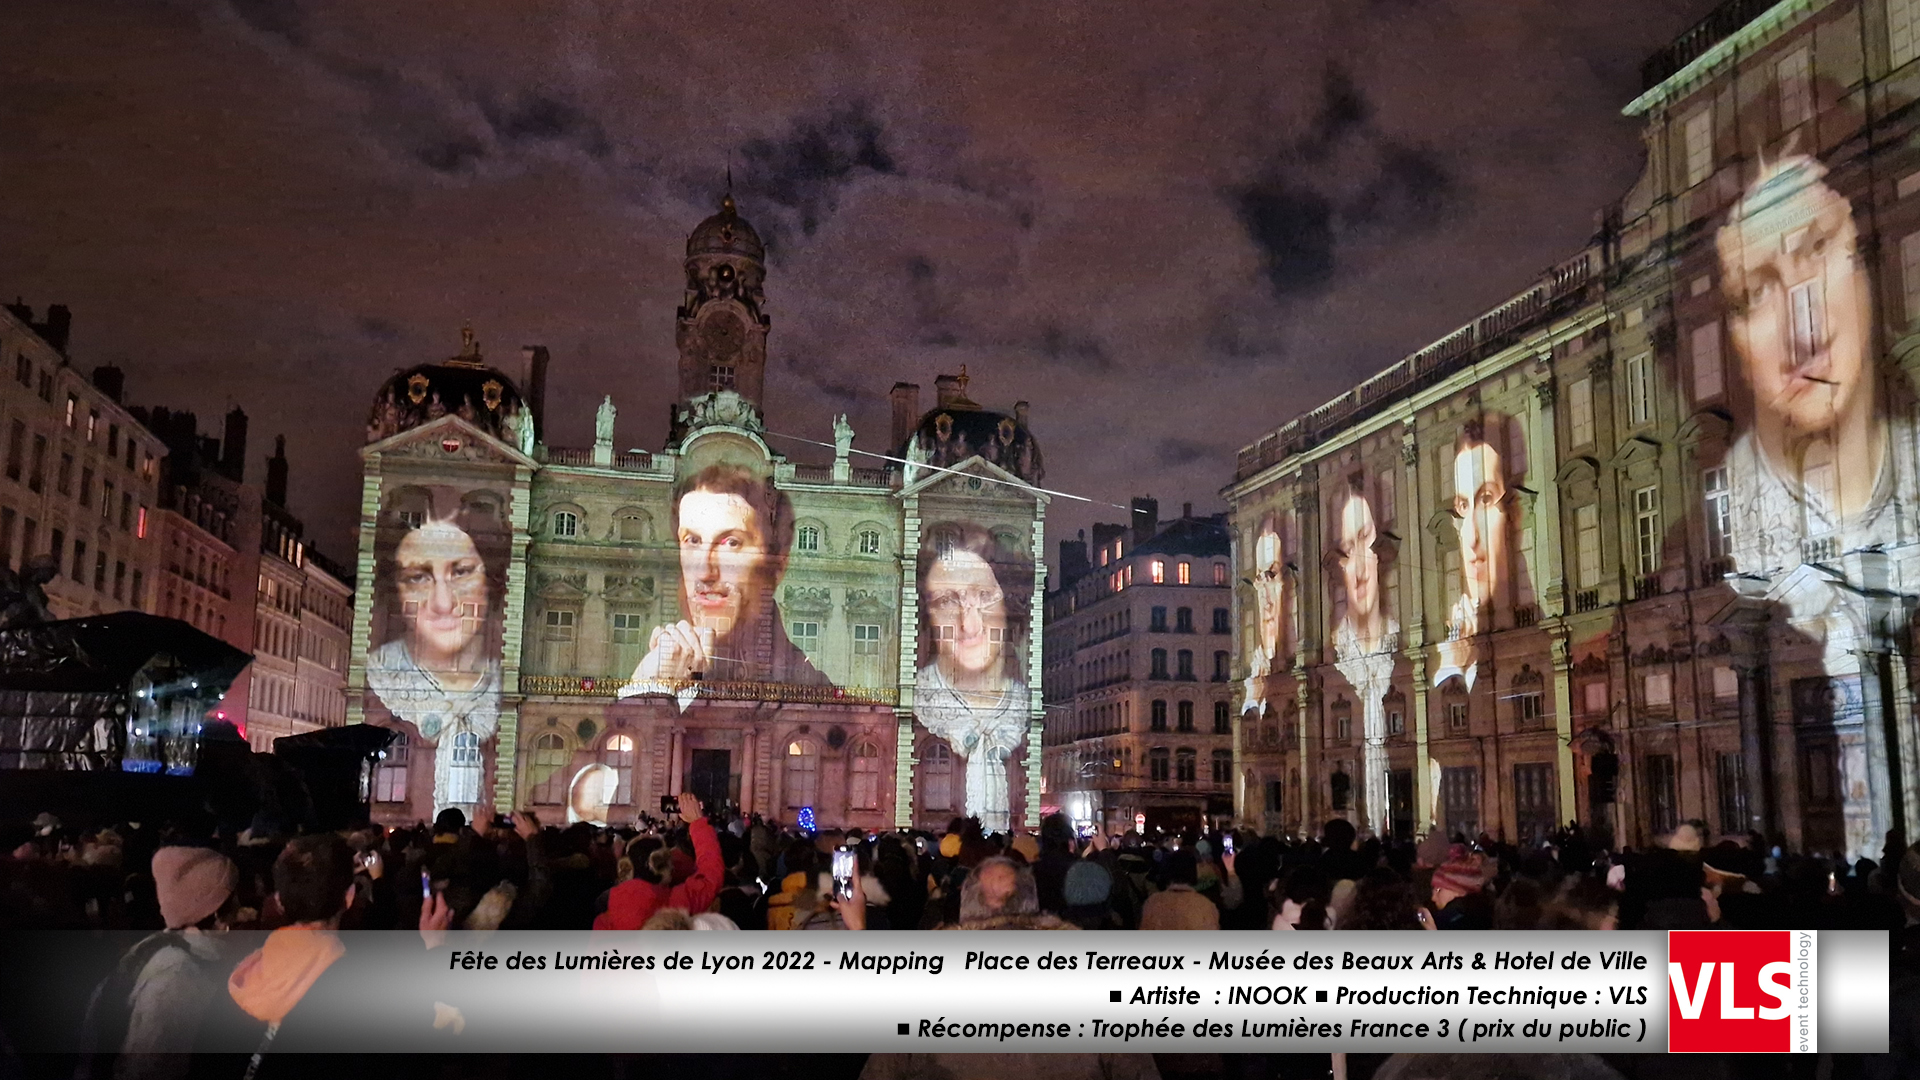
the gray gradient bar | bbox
[1820,930,1890,1053]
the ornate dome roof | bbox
[906,370,1044,486]
[367,327,532,448]
[686,194,765,261]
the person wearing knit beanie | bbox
[1428,845,1488,909]
[153,846,238,930]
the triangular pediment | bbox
[898,454,1047,504]
[363,413,537,468]
[1606,435,1663,470]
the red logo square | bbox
[1667,930,1797,1053]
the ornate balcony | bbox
[520,674,897,706]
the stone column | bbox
[1529,375,1577,823]
[1400,422,1434,832]
[668,728,684,795]
[740,728,757,815]
[495,463,534,811]
[893,491,922,829]
[1026,512,1049,829]
[1293,475,1322,830]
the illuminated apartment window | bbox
[1684,107,1713,187]
[1212,562,1227,586]
[1691,321,1722,402]
[1176,561,1190,585]
[64,394,76,428]
[1150,559,1165,584]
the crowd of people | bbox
[1,794,1915,1080]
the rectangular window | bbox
[708,365,734,391]
[1175,607,1193,633]
[1176,649,1194,679]
[853,623,881,655]
[1175,750,1196,783]
[1441,766,1480,839]
[1334,711,1351,742]
[1516,692,1545,725]
[1212,650,1228,680]
[13,355,28,387]
[1644,670,1674,708]
[4,421,22,481]
[1213,701,1231,734]
[1575,504,1601,590]
[107,425,118,458]
[1691,321,1723,401]
[790,620,820,653]
[55,454,71,495]
[1646,754,1679,836]
[1513,762,1558,846]
[544,609,576,640]
[1212,750,1233,785]
[79,467,92,507]
[1212,562,1227,586]
[1150,606,1167,632]
[112,561,125,600]
[1150,559,1165,584]
[48,529,63,577]
[1713,665,1739,700]
[1151,700,1167,731]
[1717,753,1750,835]
[1790,280,1825,369]
[610,612,646,644]
[796,525,819,552]
[1176,560,1191,585]
[1177,700,1194,732]
[1212,607,1230,633]
[0,507,13,569]
[1895,0,1920,70]
[1778,47,1812,129]
[1684,107,1713,187]
[1584,680,1609,715]
[28,435,46,493]
[1388,709,1405,736]
[1904,233,1920,323]
[1703,466,1733,559]
[1634,485,1661,575]
[1569,377,1594,446]
[1149,750,1170,783]
[1447,701,1468,731]
[1626,354,1652,425]
[64,395,76,428]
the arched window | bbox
[1150,559,1166,583]
[1149,747,1171,783]
[796,525,820,552]
[617,511,649,542]
[850,740,881,811]
[446,731,482,804]
[531,732,569,805]
[921,741,953,813]
[786,739,818,809]
[375,735,410,803]
[858,529,882,555]
[602,734,634,805]
[1177,560,1191,585]
[552,511,578,538]
[1176,748,1197,783]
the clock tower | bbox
[676,194,770,415]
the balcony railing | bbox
[1575,589,1602,613]
[1640,0,1776,91]
[1513,605,1538,628]
[1235,250,1594,482]
[1801,536,1839,564]
[1634,575,1664,600]
[539,448,674,475]
[520,674,896,706]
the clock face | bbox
[698,311,745,362]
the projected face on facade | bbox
[1329,483,1397,839]
[1717,154,1886,538]
[1251,513,1289,673]
[367,485,510,810]
[622,458,827,696]
[914,523,1031,832]
[1434,415,1521,691]
[1334,491,1382,642]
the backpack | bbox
[75,932,196,1080]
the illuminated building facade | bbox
[1042,502,1238,833]
[1228,0,1920,859]
[348,197,1048,831]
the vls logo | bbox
[1667,930,1817,1053]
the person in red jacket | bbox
[595,792,723,930]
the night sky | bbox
[1,0,1717,560]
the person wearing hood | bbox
[1139,848,1218,930]
[595,793,722,931]
[79,846,239,1080]
[224,833,453,1069]
[937,856,1073,930]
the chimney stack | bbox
[1058,536,1089,584]
[40,305,71,355]
[91,365,124,403]
[890,382,921,451]
[1131,496,1159,547]
[522,345,549,443]
[221,407,248,482]
[266,435,289,507]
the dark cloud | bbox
[356,315,402,342]
[1037,325,1112,372]
[1345,143,1461,232]
[1156,438,1220,468]
[1235,180,1338,297]
[1299,65,1372,160]
[226,0,308,48]
[739,103,898,240]
[481,91,610,159]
